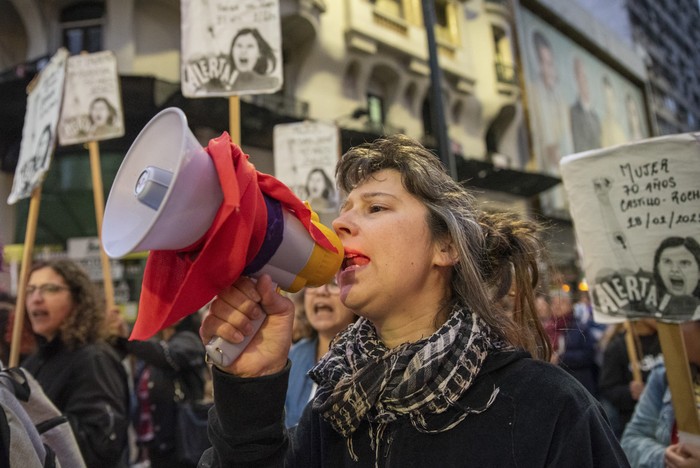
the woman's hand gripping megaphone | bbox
[203,275,294,374]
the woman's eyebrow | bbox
[360,191,397,201]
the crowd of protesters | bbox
[0,134,697,468]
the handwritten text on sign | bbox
[561,134,700,323]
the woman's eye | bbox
[368,204,385,213]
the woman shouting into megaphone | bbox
[199,135,628,467]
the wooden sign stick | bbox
[8,187,42,367]
[229,96,241,146]
[623,320,643,383]
[657,322,700,435]
[88,140,115,311]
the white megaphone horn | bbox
[102,107,343,367]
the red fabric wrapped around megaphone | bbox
[130,132,338,340]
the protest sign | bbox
[58,51,124,145]
[181,0,283,98]
[273,121,340,228]
[7,49,68,205]
[560,133,700,323]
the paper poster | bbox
[273,121,340,228]
[181,0,283,98]
[7,48,68,205]
[58,51,124,145]
[560,133,700,323]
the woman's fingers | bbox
[200,275,293,344]
[201,278,261,342]
[255,274,294,318]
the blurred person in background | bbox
[0,294,37,367]
[290,290,313,344]
[598,319,662,438]
[285,280,357,427]
[21,259,130,468]
[550,288,600,397]
[621,320,700,467]
[110,311,208,468]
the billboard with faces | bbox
[517,7,650,219]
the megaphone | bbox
[102,107,343,367]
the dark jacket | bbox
[555,312,600,397]
[22,336,130,468]
[114,329,206,460]
[599,331,663,428]
[200,351,629,467]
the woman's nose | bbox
[26,289,43,303]
[332,212,354,236]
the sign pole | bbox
[8,187,42,367]
[88,140,115,311]
[623,320,643,383]
[657,322,700,435]
[229,96,241,146]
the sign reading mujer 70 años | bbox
[180,0,282,98]
[561,133,700,323]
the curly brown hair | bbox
[29,259,107,349]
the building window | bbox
[434,0,458,45]
[61,2,105,55]
[367,93,385,131]
[492,25,517,84]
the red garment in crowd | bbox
[130,133,337,341]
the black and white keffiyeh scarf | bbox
[309,306,512,449]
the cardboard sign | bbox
[7,49,68,205]
[58,51,124,145]
[273,121,339,228]
[181,0,283,97]
[560,133,700,323]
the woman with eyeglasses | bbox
[22,259,130,468]
[285,280,356,428]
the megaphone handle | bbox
[206,312,267,368]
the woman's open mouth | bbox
[669,276,686,293]
[341,252,370,272]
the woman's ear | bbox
[434,239,459,267]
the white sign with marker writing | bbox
[561,133,700,323]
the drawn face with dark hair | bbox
[232,31,260,73]
[35,126,52,164]
[657,245,700,296]
[307,169,332,200]
[90,98,112,127]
